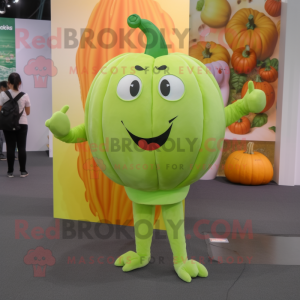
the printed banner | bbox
[189,0,280,142]
[0,18,16,81]
[0,19,51,151]
[15,19,52,151]
[52,0,190,226]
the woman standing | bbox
[0,73,31,178]
[0,81,8,161]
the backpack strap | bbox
[13,92,25,102]
[4,91,13,101]
[4,91,25,102]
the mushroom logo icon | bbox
[24,247,55,277]
[24,56,58,88]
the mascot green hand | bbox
[46,14,266,283]
[45,105,70,138]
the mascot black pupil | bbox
[161,79,170,96]
[130,80,140,97]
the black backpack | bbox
[0,91,25,131]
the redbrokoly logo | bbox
[24,247,56,277]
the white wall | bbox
[274,0,300,186]
[15,19,52,151]
[295,85,300,185]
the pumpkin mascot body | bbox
[46,15,266,283]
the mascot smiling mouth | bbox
[121,117,177,151]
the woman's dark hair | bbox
[8,73,22,91]
[0,81,8,89]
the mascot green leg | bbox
[162,201,208,283]
[114,202,155,271]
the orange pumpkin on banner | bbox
[231,45,257,74]
[228,117,251,135]
[259,58,278,83]
[265,0,281,17]
[225,8,278,61]
[75,0,178,225]
[189,41,230,65]
[241,75,275,113]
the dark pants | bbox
[3,125,28,173]
[0,130,4,155]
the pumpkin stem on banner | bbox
[196,0,205,11]
[246,14,256,30]
[255,75,263,82]
[127,14,168,58]
[202,42,212,58]
[245,142,254,154]
[242,45,251,58]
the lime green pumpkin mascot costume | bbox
[46,15,266,282]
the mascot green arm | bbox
[45,105,87,143]
[224,81,266,127]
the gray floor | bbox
[1,152,300,300]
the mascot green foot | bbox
[114,251,150,272]
[162,202,208,283]
[175,260,208,283]
[115,202,154,272]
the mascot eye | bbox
[158,75,185,101]
[117,75,142,101]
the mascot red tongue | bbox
[138,140,160,151]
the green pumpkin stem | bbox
[246,14,256,30]
[242,45,251,58]
[127,14,168,58]
[255,75,263,82]
[237,119,242,123]
[245,142,254,155]
[202,42,212,58]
